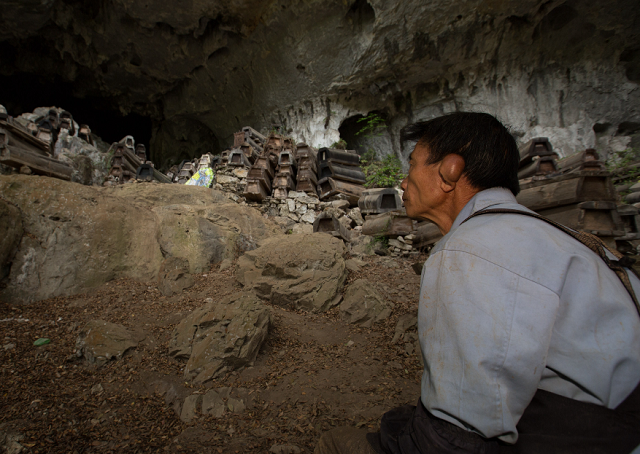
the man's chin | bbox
[404,206,420,220]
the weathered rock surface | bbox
[180,386,255,422]
[392,313,418,344]
[54,130,110,186]
[236,233,348,312]
[202,387,254,417]
[0,199,22,280]
[168,292,270,384]
[270,445,302,454]
[0,1,637,165]
[0,423,25,454]
[157,256,194,296]
[0,175,279,303]
[349,234,374,256]
[75,320,144,366]
[340,279,393,328]
[180,394,202,422]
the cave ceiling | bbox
[0,0,638,166]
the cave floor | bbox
[0,253,425,453]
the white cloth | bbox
[418,187,640,443]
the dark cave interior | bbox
[0,72,152,149]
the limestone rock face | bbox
[168,292,270,384]
[236,233,348,312]
[0,1,638,166]
[0,199,22,281]
[0,175,278,303]
[340,279,393,328]
[75,320,144,366]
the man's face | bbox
[400,143,444,222]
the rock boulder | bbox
[340,279,394,328]
[236,233,347,312]
[0,175,278,303]
[157,256,194,296]
[75,320,145,366]
[168,292,270,384]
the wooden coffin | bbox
[362,210,414,238]
[516,171,616,212]
[313,213,350,241]
[317,177,364,206]
[358,188,403,215]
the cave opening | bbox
[339,114,366,154]
[339,111,389,157]
[0,72,153,149]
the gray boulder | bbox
[236,233,347,312]
[0,175,278,303]
[54,130,110,186]
[157,256,194,296]
[340,279,394,328]
[180,394,202,422]
[392,313,418,343]
[75,320,144,366]
[168,292,270,384]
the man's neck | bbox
[433,187,480,234]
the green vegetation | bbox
[366,234,389,254]
[330,139,347,149]
[362,153,406,188]
[605,148,640,203]
[355,113,386,139]
[606,147,640,172]
[354,113,406,188]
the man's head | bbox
[400,112,520,232]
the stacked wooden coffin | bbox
[0,116,73,180]
[410,146,625,251]
[107,137,170,184]
[317,148,366,206]
[243,133,282,201]
[295,143,319,194]
[359,187,415,239]
[517,137,559,180]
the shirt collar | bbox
[449,187,517,232]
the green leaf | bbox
[33,338,51,346]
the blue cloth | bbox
[418,187,640,443]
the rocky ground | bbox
[0,252,426,453]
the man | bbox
[315,112,640,453]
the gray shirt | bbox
[418,187,640,443]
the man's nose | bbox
[400,177,407,191]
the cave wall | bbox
[0,0,638,168]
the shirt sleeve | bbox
[418,248,560,443]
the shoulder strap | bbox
[461,208,640,316]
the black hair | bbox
[401,112,520,196]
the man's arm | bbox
[418,248,560,443]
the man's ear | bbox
[438,154,465,193]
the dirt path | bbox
[0,253,426,453]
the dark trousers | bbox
[315,380,640,454]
